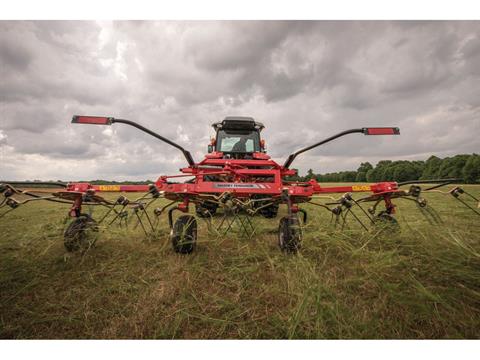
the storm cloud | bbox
[1,20,479,181]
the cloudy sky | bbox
[1,20,479,181]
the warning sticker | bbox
[98,185,121,192]
[352,185,371,192]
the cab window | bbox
[217,130,260,153]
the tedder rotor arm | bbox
[72,115,195,166]
[283,127,400,169]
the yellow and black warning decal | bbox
[98,185,121,192]
[351,185,371,192]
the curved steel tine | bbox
[134,210,149,236]
[429,205,443,223]
[351,198,375,224]
[108,205,128,226]
[341,209,349,230]
[368,188,446,226]
[132,198,157,229]
[463,189,479,203]
[450,189,480,216]
[391,193,441,225]
[133,207,143,230]
[341,207,368,231]
[333,212,341,228]
[96,204,120,225]
[143,210,155,233]
[424,186,480,217]
[454,196,480,216]
[340,212,346,230]
[414,201,442,225]
[216,211,229,233]
[0,207,16,219]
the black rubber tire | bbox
[278,215,302,253]
[195,202,218,218]
[374,211,400,232]
[64,215,99,252]
[171,215,197,254]
[259,204,279,219]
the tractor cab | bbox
[211,117,265,159]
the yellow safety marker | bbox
[352,185,371,192]
[98,185,121,192]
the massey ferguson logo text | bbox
[213,183,270,189]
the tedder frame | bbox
[1,115,478,254]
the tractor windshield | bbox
[217,129,260,153]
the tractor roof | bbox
[212,117,265,132]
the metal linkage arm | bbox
[0,181,68,188]
[397,178,462,190]
[72,115,196,166]
[283,127,400,169]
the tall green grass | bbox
[0,186,479,338]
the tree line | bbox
[11,154,480,185]
[292,154,480,184]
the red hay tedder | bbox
[1,116,479,254]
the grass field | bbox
[1,185,479,339]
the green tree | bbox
[393,162,418,182]
[366,160,392,182]
[382,162,396,181]
[305,168,315,180]
[421,155,442,179]
[462,154,480,183]
[340,171,357,182]
[355,162,373,182]
[438,155,470,179]
[411,160,425,179]
[366,168,375,182]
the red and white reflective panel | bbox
[364,127,400,135]
[71,115,113,125]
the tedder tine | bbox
[416,202,443,225]
[450,187,480,216]
[340,207,369,231]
